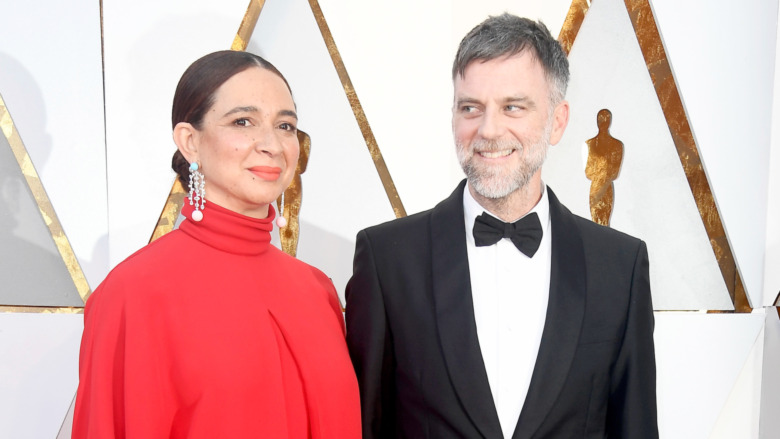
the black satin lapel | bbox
[513,189,587,439]
[431,180,502,439]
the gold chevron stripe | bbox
[0,94,90,309]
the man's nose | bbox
[477,109,505,140]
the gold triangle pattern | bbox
[557,0,750,312]
[306,0,406,219]
[0,94,89,313]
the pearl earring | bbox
[188,162,205,221]
[276,192,287,228]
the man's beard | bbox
[456,122,551,199]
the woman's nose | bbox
[254,128,282,156]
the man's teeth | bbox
[479,149,513,158]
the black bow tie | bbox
[473,212,543,257]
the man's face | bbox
[452,51,568,199]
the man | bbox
[346,13,658,439]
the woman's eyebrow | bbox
[223,106,258,117]
[278,109,298,120]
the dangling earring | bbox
[189,162,205,221]
[276,191,287,228]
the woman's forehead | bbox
[211,67,294,111]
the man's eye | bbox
[234,118,251,127]
[461,105,477,113]
[279,122,297,132]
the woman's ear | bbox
[173,122,198,163]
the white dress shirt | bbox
[463,185,552,439]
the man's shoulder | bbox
[550,190,644,254]
[571,213,641,245]
[361,207,435,240]
[566,213,647,270]
[361,182,465,240]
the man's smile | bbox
[477,149,516,159]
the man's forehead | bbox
[455,56,546,89]
[457,49,541,79]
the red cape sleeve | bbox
[72,272,175,438]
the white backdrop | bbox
[1,0,779,437]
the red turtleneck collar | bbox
[179,201,275,256]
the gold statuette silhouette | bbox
[585,109,623,226]
[276,129,310,257]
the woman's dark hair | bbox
[171,50,292,185]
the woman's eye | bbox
[234,118,251,127]
[279,122,297,132]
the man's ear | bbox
[173,122,199,163]
[548,100,570,146]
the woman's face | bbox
[186,67,299,219]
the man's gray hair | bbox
[452,13,570,105]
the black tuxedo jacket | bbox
[345,180,658,438]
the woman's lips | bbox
[249,166,282,180]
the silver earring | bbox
[189,162,205,221]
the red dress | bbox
[73,202,361,438]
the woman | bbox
[73,51,360,438]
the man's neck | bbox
[468,179,543,223]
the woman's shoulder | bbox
[87,231,187,305]
[267,247,332,286]
[121,227,201,270]
[268,247,341,306]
